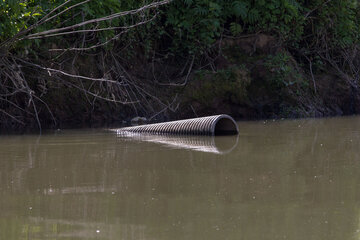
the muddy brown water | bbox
[1,116,360,240]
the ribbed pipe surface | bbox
[116,114,238,136]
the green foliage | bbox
[189,66,251,106]
[0,0,148,50]
[164,0,226,55]
[162,0,359,58]
[248,0,304,40]
[162,0,307,56]
[0,0,42,42]
[304,0,359,48]
[232,1,248,19]
[264,52,301,88]
[0,0,359,129]
[229,22,243,36]
[312,55,325,74]
[2,0,359,57]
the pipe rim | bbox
[210,114,239,136]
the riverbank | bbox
[0,1,359,132]
[1,34,360,133]
[3,40,360,133]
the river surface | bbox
[1,116,360,240]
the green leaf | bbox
[194,6,208,16]
[183,0,193,6]
[232,1,248,19]
[230,22,243,36]
[247,9,259,24]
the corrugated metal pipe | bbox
[115,114,238,136]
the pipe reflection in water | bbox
[116,131,239,154]
[115,114,239,136]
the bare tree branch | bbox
[0,109,25,125]
[0,0,174,130]
[27,14,157,40]
[26,0,171,39]
[41,0,91,25]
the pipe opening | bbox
[214,118,238,135]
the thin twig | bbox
[42,0,91,25]
[27,0,171,38]
[166,55,195,86]
[0,109,25,125]
[26,14,156,40]
[304,0,332,19]
[304,55,317,93]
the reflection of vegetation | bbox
[2,217,145,240]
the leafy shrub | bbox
[303,0,359,48]
[189,66,251,106]
[0,1,41,42]
[265,52,301,88]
